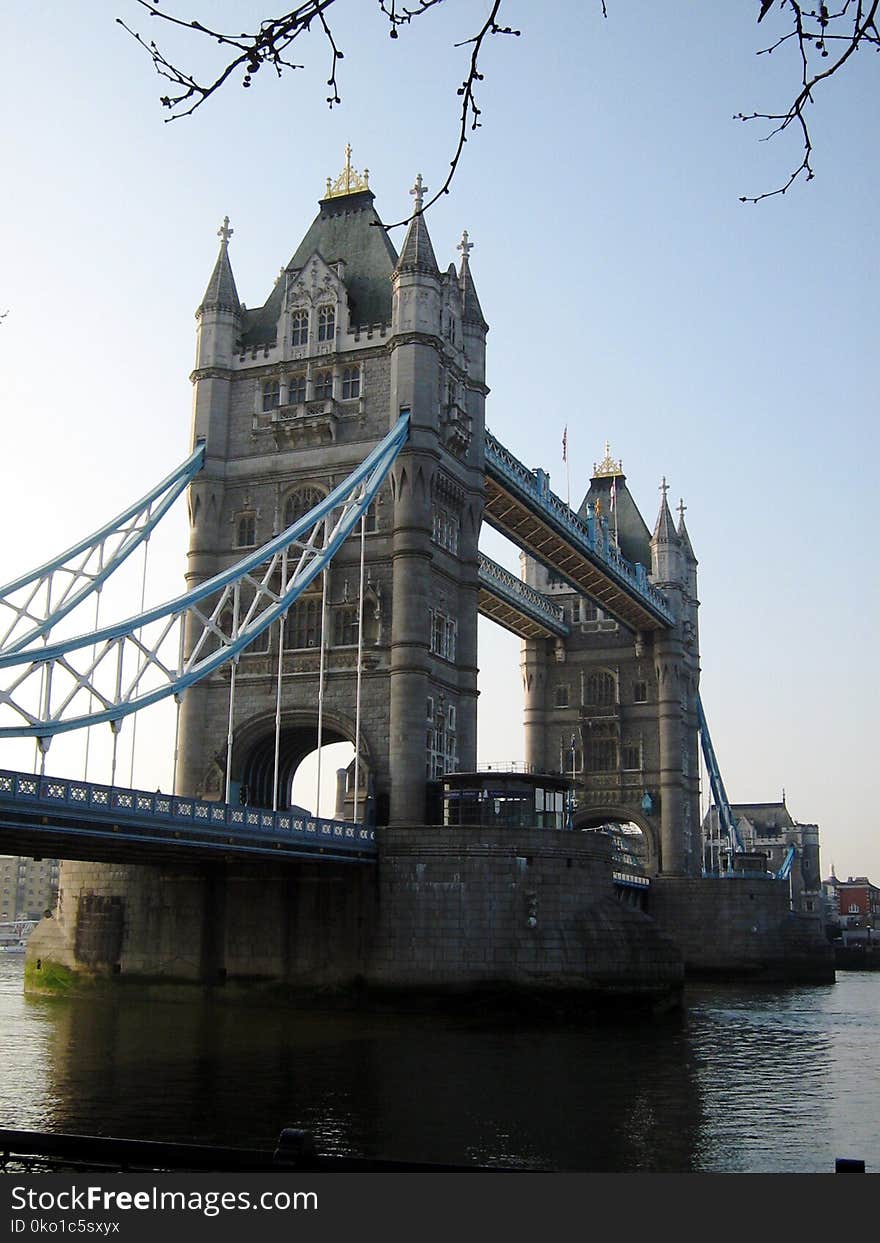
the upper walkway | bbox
[0,769,376,867]
[483,431,674,632]
[477,553,570,639]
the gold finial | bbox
[325,144,370,199]
[410,173,428,214]
[593,440,623,478]
[217,216,233,246]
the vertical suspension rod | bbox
[273,550,288,813]
[353,512,366,823]
[128,518,152,789]
[315,528,328,819]
[224,584,241,806]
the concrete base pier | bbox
[25,831,834,1005]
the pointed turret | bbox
[456,229,487,382]
[676,499,697,570]
[197,216,241,318]
[394,173,440,277]
[652,478,678,545]
[391,174,442,341]
[457,229,487,330]
[194,217,241,376]
[651,477,684,590]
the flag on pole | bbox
[562,426,567,462]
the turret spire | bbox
[457,229,486,328]
[677,496,697,563]
[652,476,678,544]
[197,215,241,318]
[395,175,440,276]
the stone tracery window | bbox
[585,671,617,707]
[432,505,460,554]
[317,305,335,342]
[235,512,256,547]
[341,365,360,400]
[314,370,333,400]
[429,609,457,662]
[288,374,306,404]
[291,309,308,347]
[261,379,280,412]
[284,486,325,529]
[286,595,321,649]
[333,605,358,647]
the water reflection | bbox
[1,956,878,1173]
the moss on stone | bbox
[23,957,80,994]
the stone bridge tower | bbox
[178,156,488,827]
[520,447,701,876]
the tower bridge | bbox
[0,155,833,995]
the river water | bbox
[0,955,877,1173]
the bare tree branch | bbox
[116,2,879,214]
[738,1,880,203]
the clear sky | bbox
[1,2,877,880]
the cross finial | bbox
[458,229,474,263]
[218,216,233,246]
[343,142,353,190]
[660,476,669,501]
[678,497,687,522]
[410,173,428,213]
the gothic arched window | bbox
[284,486,325,529]
[291,309,308,347]
[317,305,335,342]
[341,365,360,400]
[314,370,333,400]
[286,596,321,649]
[333,605,358,647]
[585,671,616,707]
[236,513,256,547]
[288,374,306,404]
[261,379,280,412]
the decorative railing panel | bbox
[0,769,376,860]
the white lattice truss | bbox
[0,443,206,656]
[0,415,409,740]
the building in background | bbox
[0,855,60,921]
[701,801,821,914]
[822,872,879,945]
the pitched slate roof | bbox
[241,189,398,346]
[578,473,652,570]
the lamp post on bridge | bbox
[567,734,577,830]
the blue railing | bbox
[478,554,569,636]
[484,431,673,625]
[0,769,376,859]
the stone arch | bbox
[231,708,375,813]
[572,804,660,877]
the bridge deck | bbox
[484,432,673,632]
[477,553,570,640]
[0,770,376,867]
